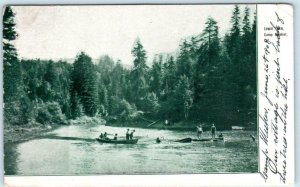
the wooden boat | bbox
[174,138,192,143]
[96,138,138,144]
[193,137,224,142]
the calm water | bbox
[5,124,258,175]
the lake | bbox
[4,124,258,175]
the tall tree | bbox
[226,5,241,65]
[70,52,98,118]
[176,40,192,79]
[3,7,29,125]
[130,38,148,106]
[193,17,220,102]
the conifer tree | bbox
[130,38,148,105]
[3,6,29,125]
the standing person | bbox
[211,124,216,139]
[126,129,130,140]
[197,125,203,139]
[129,130,135,140]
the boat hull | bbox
[96,138,138,144]
[193,137,224,142]
[174,138,192,143]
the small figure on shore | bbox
[197,125,203,139]
[126,129,130,140]
[211,124,216,139]
[99,133,104,139]
[165,119,169,126]
[250,135,255,141]
[113,133,118,140]
[156,137,161,143]
[129,130,135,140]
[218,133,223,138]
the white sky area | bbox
[13,5,255,66]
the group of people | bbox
[126,129,135,140]
[196,123,255,141]
[196,123,221,139]
[99,129,136,141]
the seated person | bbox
[103,132,109,139]
[218,133,223,138]
[113,133,118,140]
[99,133,104,139]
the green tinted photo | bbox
[4,5,258,175]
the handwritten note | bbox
[259,9,292,184]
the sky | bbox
[13,5,255,66]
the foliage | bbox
[4,6,257,130]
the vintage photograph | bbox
[4,5,258,175]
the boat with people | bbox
[96,138,138,144]
[97,129,138,144]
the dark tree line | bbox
[3,5,256,130]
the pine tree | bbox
[3,6,29,125]
[226,5,241,65]
[70,52,98,118]
[176,40,192,78]
[130,38,148,106]
[193,17,220,102]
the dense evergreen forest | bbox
[3,6,256,130]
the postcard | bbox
[3,4,294,186]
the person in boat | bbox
[126,129,130,140]
[129,129,135,140]
[250,135,255,141]
[197,125,203,139]
[103,132,109,140]
[156,137,161,143]
[218,133,223,138]
[99,133,104,139]
[113,133,118,140]
[211,124,216,139]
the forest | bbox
[3,5,256,131]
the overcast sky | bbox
[13,5,255,66]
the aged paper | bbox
[3,4,294,187]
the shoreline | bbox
[4,124,63,144]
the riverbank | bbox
[4,123,63,144]
[107,120,208,131]
[4,116,107,144]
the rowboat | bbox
[193,137,224,142]
[96,138,138,144]
[174,138,192,143]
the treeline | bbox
[3,5,256,129]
